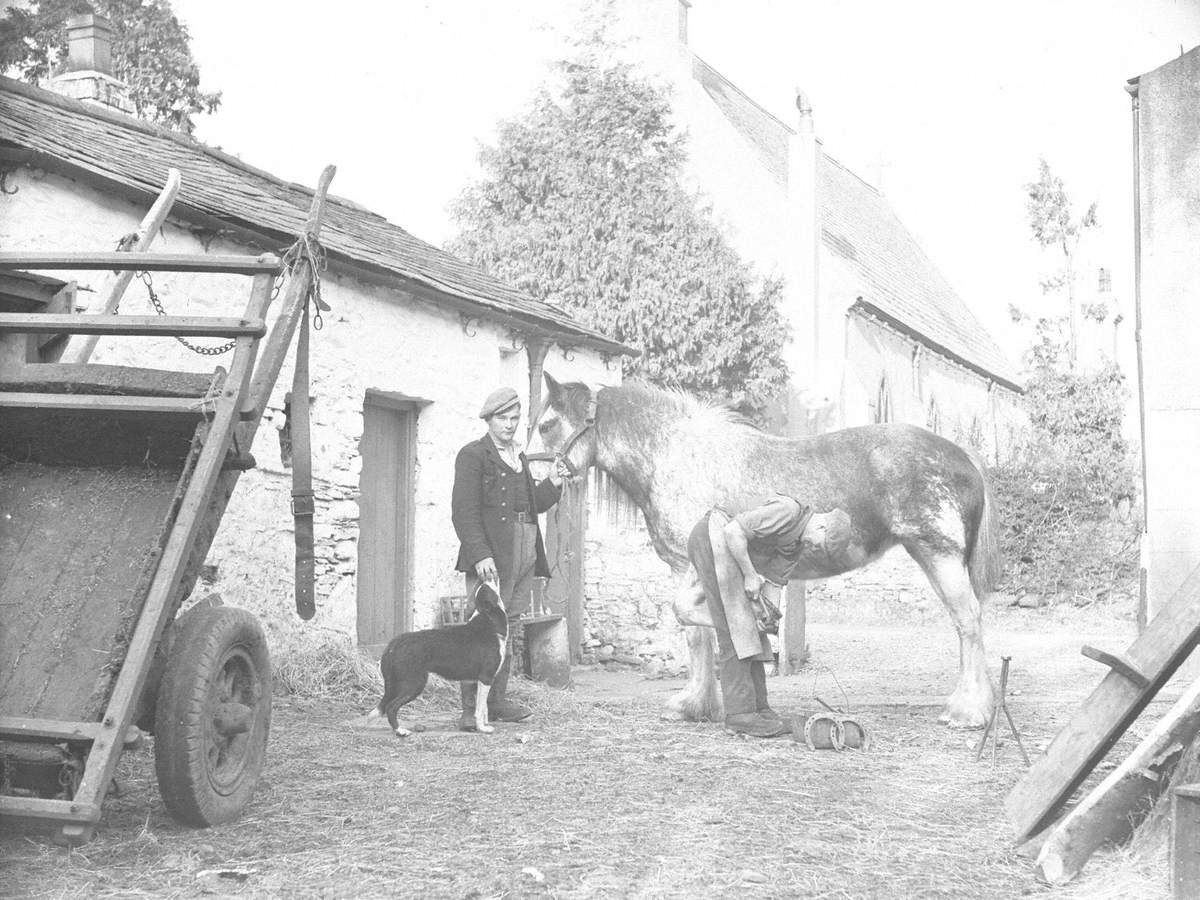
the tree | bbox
[0,0,220,133]
[448,50,789,414]
[1023,158,1099,371]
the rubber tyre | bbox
[153,606,271,827]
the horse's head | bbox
[536,373,599,474]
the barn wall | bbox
[1135,49,1200,615]
[0,166,614,634]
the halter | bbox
[525,388,597,478]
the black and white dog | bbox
[368,582,508,737]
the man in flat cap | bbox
[451,386,568,729]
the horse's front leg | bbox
[661,565,723,722]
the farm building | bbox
[604,0,1025,447]
[0,19,632,654]
[1128,46,1200,623]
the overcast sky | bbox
[171,0,1200,363]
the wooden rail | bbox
[0,314,265,338]
[0,252,282,275]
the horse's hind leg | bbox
[909,548,994,728]
[662,566,722,722]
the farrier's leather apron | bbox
[707,510,774,661]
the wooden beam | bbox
[0,314,265,338]
[1173,785,1200,898]
[1005,561,1200,842]
[0,252,282,275]
[1034,671,1200,884]
[61,167,180,364]
[0,796,101,824]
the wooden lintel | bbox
[0,252,282,276]
[1081,645,1151,689]
[0,314,265,338]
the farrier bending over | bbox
[687,494,813,738]
[451,386,568,730]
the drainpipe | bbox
[1127,78,1149,632]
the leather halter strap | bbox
[525,390,597,477]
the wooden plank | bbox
[0,717,100,742]
[1005,561,1200,841]
[0,796,101,824]
[0,314,265,338]
[0,363,219,398]
[61,167,180,364]
[0,252,282,276]
[1034,669,1200,883]
[0,393,209,416]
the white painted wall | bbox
[0,165,616,634]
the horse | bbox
[534,374,1000,729]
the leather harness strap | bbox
[525,390,597,476]
[290,300,316,620]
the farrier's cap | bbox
[479,387,520,419]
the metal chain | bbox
[137,270,235,356]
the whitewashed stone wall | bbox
[1,165,615,634]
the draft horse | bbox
[536,375,1000,728]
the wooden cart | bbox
[0,170,333,844]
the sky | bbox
[168,0,1200,364]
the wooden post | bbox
[526,337,548,444]
[779,579,808,674]
[1174,785,1200,898]
[1034,669,1200,884]
[60,168,180,364]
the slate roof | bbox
[692,56,1022,390]
[0,76,632,356]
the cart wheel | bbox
[153,606,271,827]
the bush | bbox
[991,362,1139,606]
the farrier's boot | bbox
[720,656,789,738]
[458,682,481,731]
[486,653,531,723]
[750,660,791,733]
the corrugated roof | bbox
[692,55,1021,389]
[0,76,632,356]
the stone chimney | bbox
[45,14,135,114]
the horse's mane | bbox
[609,380,763,433]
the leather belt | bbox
[513,511,534,524]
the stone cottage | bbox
[0,21,632,653]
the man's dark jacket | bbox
[452,434,562,578]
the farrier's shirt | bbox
[488,433,522,472]
[732,494,813,585]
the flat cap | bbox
[479,386,520,419]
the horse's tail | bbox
[966,451,1001,599]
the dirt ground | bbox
[1,599,1175,899]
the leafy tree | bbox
[1022,158,1099,371]
[448,49,789,413]
[0,0,220,133]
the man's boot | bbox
[750,660,791,733]
[720,656,788,738]
[486,653,531,723]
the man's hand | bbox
[548,456,572,487]
[474,557,498,584]
[743,571,764,600]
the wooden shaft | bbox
[61,168,180,364]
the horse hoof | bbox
[940,707,987,730]
[659,708,688,722]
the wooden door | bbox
[357,393,418,654]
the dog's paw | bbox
[393,727,412,738]
[366,708,381,722]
